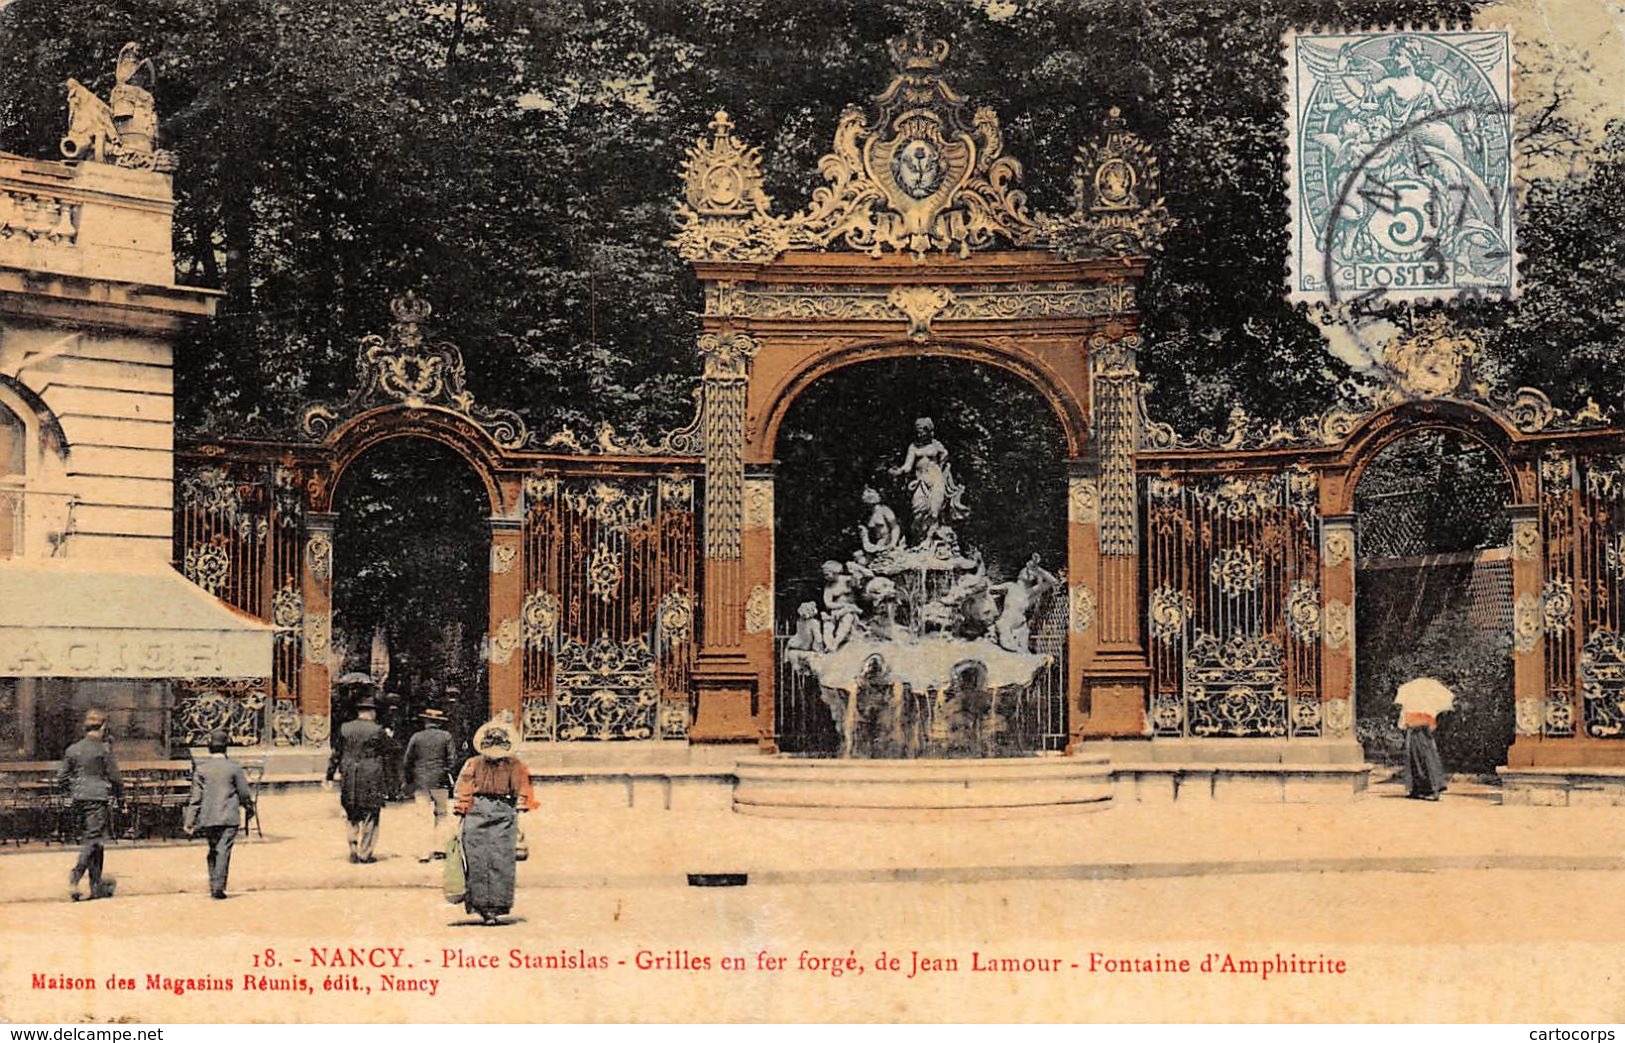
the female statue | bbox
[888,417,967,543]
[857,487,902,555]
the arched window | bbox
[0,401,24,557]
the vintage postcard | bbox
[1,0,1623,1026]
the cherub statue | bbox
[787,602,825,652]
[820,560,863,651]
[857,487,903,555]
[991,553,1058,653]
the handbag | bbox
[442,833,465,904]
[514,822,529,862]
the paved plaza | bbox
[4,782,1625,1021]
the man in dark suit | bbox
[56,709,123,901]
[401,707,457,862]
[183,729,255,899]
[324,695,390,863]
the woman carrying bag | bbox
[449,719,538,925]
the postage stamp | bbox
[1284,28,1516,305]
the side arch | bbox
[753,339,1090,461]
[315,406,509,515]
[1329,400,1523,516]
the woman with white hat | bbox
[451,719,537,925]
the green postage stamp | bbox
[1284,28,1516,304]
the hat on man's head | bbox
[354,695,378,711]
[83,709,107,732]
[419,708,447,722]
[207,729,230,752]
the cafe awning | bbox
[0,558,276,679]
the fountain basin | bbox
[732,753,1113,820]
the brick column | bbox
[1506,504,1546,765]
[1075,330,1150,740]
[690,331,768,744]
[299,511,336,749]
[486,517,525,725]
[1318,514,1357,741]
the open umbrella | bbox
[1395,677,1455,717]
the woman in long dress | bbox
[889,417,967,542]
[1401,710,1447,800]
[453,719,538,924]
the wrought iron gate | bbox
[519,472,698,741]
[1143,467,1324,739]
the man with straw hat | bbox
[55,708,123,901]
[402,707,457,862]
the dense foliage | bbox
[16,0,1602,445]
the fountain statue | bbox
[783,418,1059,758]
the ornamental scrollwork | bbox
[1047,106,1171,261]
[1286,580,1322,642]
[306,532,333,580]
[743,479,774,530]
[553,635,658,742]
[270,582,303,631]
[520,695,551,743]
[1322,600,1352,651]
[1322,528,1354,569]
[586,545,625,603]
[171,679,268,748]
[1148,586,1193,645]
[1148,318,1607,452]
[303,612,330,659]
[1542,579,1574,635]
[1069,585,1097,635]
[1513,594,1542,654]
[887,285,956,341]
[658,590,693,647]
[563,481,652,531]
[1514,698,1544,737]
[1181,629,1288,738]
[270,699,302,746]
[491,545,517,575]
[183,543,230,595]
[300,293,529,450]
[744,585,773,634]
[180,467,245,525]
[522,590,560,650]
[1069,478,1099,525]
[703,281,1134,322]
[302,713,330,745]
[673,34,1160,264]
[1192,474,1277,519]
[487,618,521,666]
[1210,547,1264,597]
[1322,697,1353,737]
[1580,628,1625,738]
[1512,518,1541,563]
[1545,696,1575,736]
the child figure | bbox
[820,560,863,651]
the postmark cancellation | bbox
[1285,28,1515,305]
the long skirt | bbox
[1403,726,1448,798]
[461,796,518,917]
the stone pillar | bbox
[1506,504,1547,763]
[690,331,768,744]
[1318,514,1357,740]
[1075,330,1150,740]
[486,516,525,725]
[299,511,335,748]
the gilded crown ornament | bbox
[671,34,1165,263]
[301,292,529,449]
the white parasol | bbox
[1395,677,1455,717]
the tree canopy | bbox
[0,0,1614,444]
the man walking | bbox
[183,729,255,899]
[56,709,123,901]
[324,695,390,863]
[402,707,456,862]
